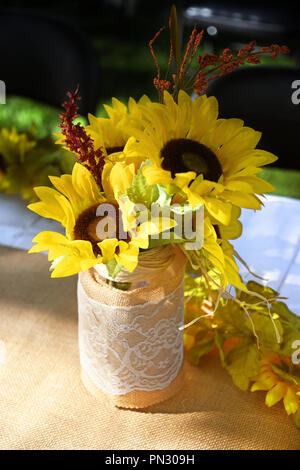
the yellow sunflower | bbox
[123,90,277,227]
[27,162,156,276]
[28,162,172,276]
[85,95,150,168]
[0,127,36,197]
[251,354,300,416]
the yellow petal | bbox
[189,178,224,196]
[217,127,262,169]
[188,95,219,141]
[31,230,67,246]
[230,175,275,194]
[72,163,102,206]
[51,255,81,278]
[251,371,276,390]
[225,181,254,193]
[116,242,139,272]
[283,387,299,416]
[251,381,271,392]
[173,171,196,189]
[142,166,172,186]
[219,206,242,240]
[222,191,263,210]
[29,231,69,260]
[230,149,278,174]
[101,161,115,199]
[186,188,205,208]
[130,235,149,250]
[209,118,244,148]
[104,97,127,118]
[203,238,224,263]
[110,162,135,199]
[205,252,226,282]
[163,90,178,119]
[98,238,119,262]
[265,383,286,407]
[80,258,100,272]
[28,187,75,236]
[49,174,81,215]
[205,198,232,225]
[175,90,192,137]
[69,239,97,260]
[224,253,246,290]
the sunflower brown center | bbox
[106,146,124,155]
[161,138,222,182]
[73,203,131,256]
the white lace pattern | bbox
[77,279,184,395]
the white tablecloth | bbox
[0,193,299,315]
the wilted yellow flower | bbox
[251,355,300,416]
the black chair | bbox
[0,8,99,115]
[207,66,300,170]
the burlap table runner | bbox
[0,245,299,450]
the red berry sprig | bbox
[59,87,105,188]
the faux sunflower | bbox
[251,355,300,418]
[28,161,171,277]
[0,126,74,201]
[85,96,150,165]
[127,90,277,214]
[114,89,275,289]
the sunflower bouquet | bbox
[26,6,299,414]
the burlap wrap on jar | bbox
[77,245,186,409]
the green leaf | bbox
[245,310,283,350]
[213,301,250,338]
[184,273,207,299]
[272,301,300,357]
[148,231,186,249]
[225,340,261,390]
[156,184,172,207]
[126,168,159,208]
[274,301,300,328]
[170,202,202,215]
[169,5,182,72]
[239,280,278,303]
[279,328,300,358]
[187,336,215,366]
[271,362,300,388]
[166,183,187,198]
[105,259,123,279]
